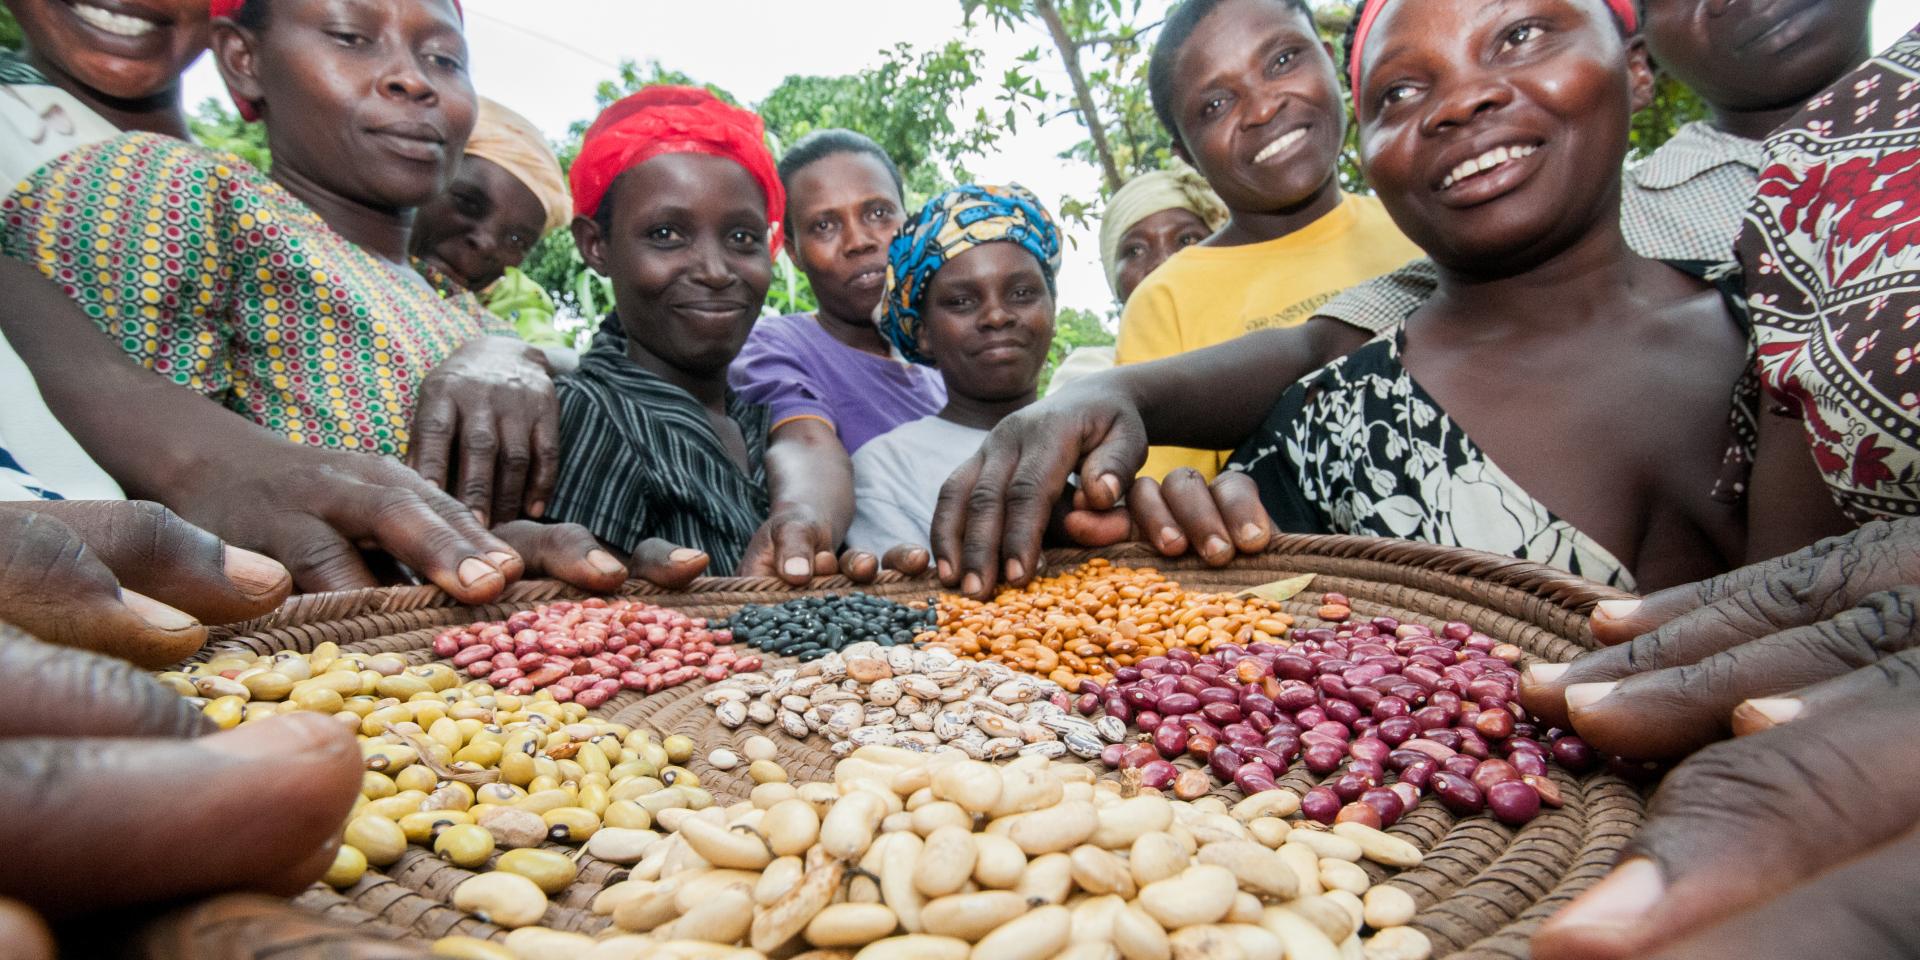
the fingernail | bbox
[1526,663,1570,685]
[1594,599,1643,620]
[1005,558,1025,582]
[1546,857,1665,933]
[938,559,953,582]
[528,500,546,519]
[1565,681,1618,712]
[222,545,290,598]
[1239,523,1264,543]
[1159,526,1183,548]
[1204,536,1230,561]
[120,589,198,631]
[962,572,983,597]
[909,549,927,565]
[203,711,344,759]
[1732,697,1802,734]
[1098,474,1121,501]
[783,557,811,578]
[457,557,499,587]
[485,551,517,568]
[471,508,488,526]
[587,549,625,575]
[669,548,705,563]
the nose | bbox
[689,239,735,289]
[980,301,1018,330]
[1242,88,1285,131]
[1422,71,1513,135]
[380,52,439,105]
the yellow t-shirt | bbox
[1116,193,1422,480]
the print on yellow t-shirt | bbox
[1114,193,1422,481]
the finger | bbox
[1531,691,1920,960]
[1635,828,1920,960]
[524,400,561,520]
[310,481,511,604]
[997,443,1088,592]
[1160,468,1234,565]
[1061,507,1133,547]
[0,625,210,738]
[881,544,931,577]
[0,712,361,916]
[1731,645,1920,737]
[930,452,984,588]
[954,442,1020,599]
[1077,415,1149,512]
[110,893,440,960]
[1128,477,1186,555]
[629,539,710,590]
[813,549,839,577]
[1555,587,1920,759]
[488,411,534,528]
[488,521,628,593]
[0,509,209,668]
[1213,472,1274,554]
[0,898,52,960]
[18,500,290,625]
[1588,517,1920,646]
[840,549,879,584]
[768,522,819,586]
[405,390,459,492]
[454,411,501,527]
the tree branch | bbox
[1036,0,1123,192]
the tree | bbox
[0,8,20,50]
[1038,306,1116,393]
[188,98,271,170]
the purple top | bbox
[729,313,948,454]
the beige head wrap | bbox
[1098,166,1228,298]
[465,97,572,237]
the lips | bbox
[1437,143,1540,192]
[59,0,171,45]
[845,265,886,292]
[971,339,1032,363]
[1733,0,1826,52]
[367,122,448,163]
[1252,127,1310,165]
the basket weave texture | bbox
[198,535,1642,959]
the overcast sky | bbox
[178,1,1920,319]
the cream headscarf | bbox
[465,98,572,237]
[1098,166,1228,298]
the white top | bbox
[847,415,990,553]
[0,79,122,189]
[0,324,123,501]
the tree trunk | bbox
[1034,0,1124,192]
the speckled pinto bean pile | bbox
[923,560,1295,692]
[433,598,761,706]
[1091,592,1597,826]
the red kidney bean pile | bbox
[1086,592,1597,826]
[431,598,761,708]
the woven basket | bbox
[196,536,1642,959]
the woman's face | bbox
[1354,0,1653,275]
[9,0,209,101]
[787,150,904,326]
[1641,0,1874,119]
[410,155,547,290]
[217,0,475,210]
[918,242,1056,404]
[1114,207,1211,304]
[576,153,774,380]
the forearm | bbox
[765,419,854,545]
[1112,318,1369,450]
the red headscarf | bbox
[208,0,465,121]
[1348,0,1637,98]
[569,86,785,255]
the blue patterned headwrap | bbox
[877,183,1063,366]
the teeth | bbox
[1440,144,1537,190]
[1253,128,1308,164]
[71,2,157,36]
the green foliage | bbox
[0,8,21,50]
[1631,74,1710,159]
[188,98,272,170]
[1038,305,1116,393]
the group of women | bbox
[0,0,1914,955]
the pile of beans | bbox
[722,594,934,662]
[449,745,1433,960]
[430,598,760,706]
[703,641,1093,761]
[924,559,1295,692]
[1090,593,1595,827]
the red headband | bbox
[1348,0,1637,97]
[569,86,786,255]
[209,0,465,121]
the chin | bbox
[73,59,176,101]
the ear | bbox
[1624,36,1657,115]
[571,215,610,277]
[210,21,265,114]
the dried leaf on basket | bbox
[1238,573,1315,604]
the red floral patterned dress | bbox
[0,132,507,457]
[1741,28,1920,522]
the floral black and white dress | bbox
[1226,332,1636,590]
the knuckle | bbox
[1000,476,1050,507]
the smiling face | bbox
[1641,0,1873,119]
[1113,207,1212,303]
[575,153,774,381]
[9,0,209,102]
[410,154,546,290]
[1168,0,1346,217]
[787,150,904,327]
[1354,0,1654,275]
[918,242,1055,404]
[214,0,475,210]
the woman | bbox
[0,0,558,526]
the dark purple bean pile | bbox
[1084,592,1597,826]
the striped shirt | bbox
[1321,121,1765,335]
[548,316,771,575]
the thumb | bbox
[630,539,710,590]
[1075,412,1150,512]
[1060,506,1133,547]
[0,898,52,960]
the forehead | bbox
[932,242,1044,288]
[789,151,901,211]
[1175,0,1318,91]
[1122,207,1212,241]
[615,153,767,216]
[1360,0,1613,75]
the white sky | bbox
[179,0,1920,319]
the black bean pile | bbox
[721,594,935,661]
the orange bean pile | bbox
[921,559,1295,691]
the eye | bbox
[1120,242,1145,259]
[645,225,681,244]
[1198,95,1228,119]
[1379,82,1419,108]
[426,52,465,71]
[452,189,485,218]
[811,217,836,235]
[505,230,533,252]
[326,30,368,46]
[1267,48,1297,74]
[1500,23,1540,53]
[867,204,898,223]
[1177,232,1204,247]
[729,228,765,248]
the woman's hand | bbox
[1123,470,1276,566]
[0,501,291,668]
[408,335,561,527]
[1517,518,1919,759]
[737,505,929,586]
